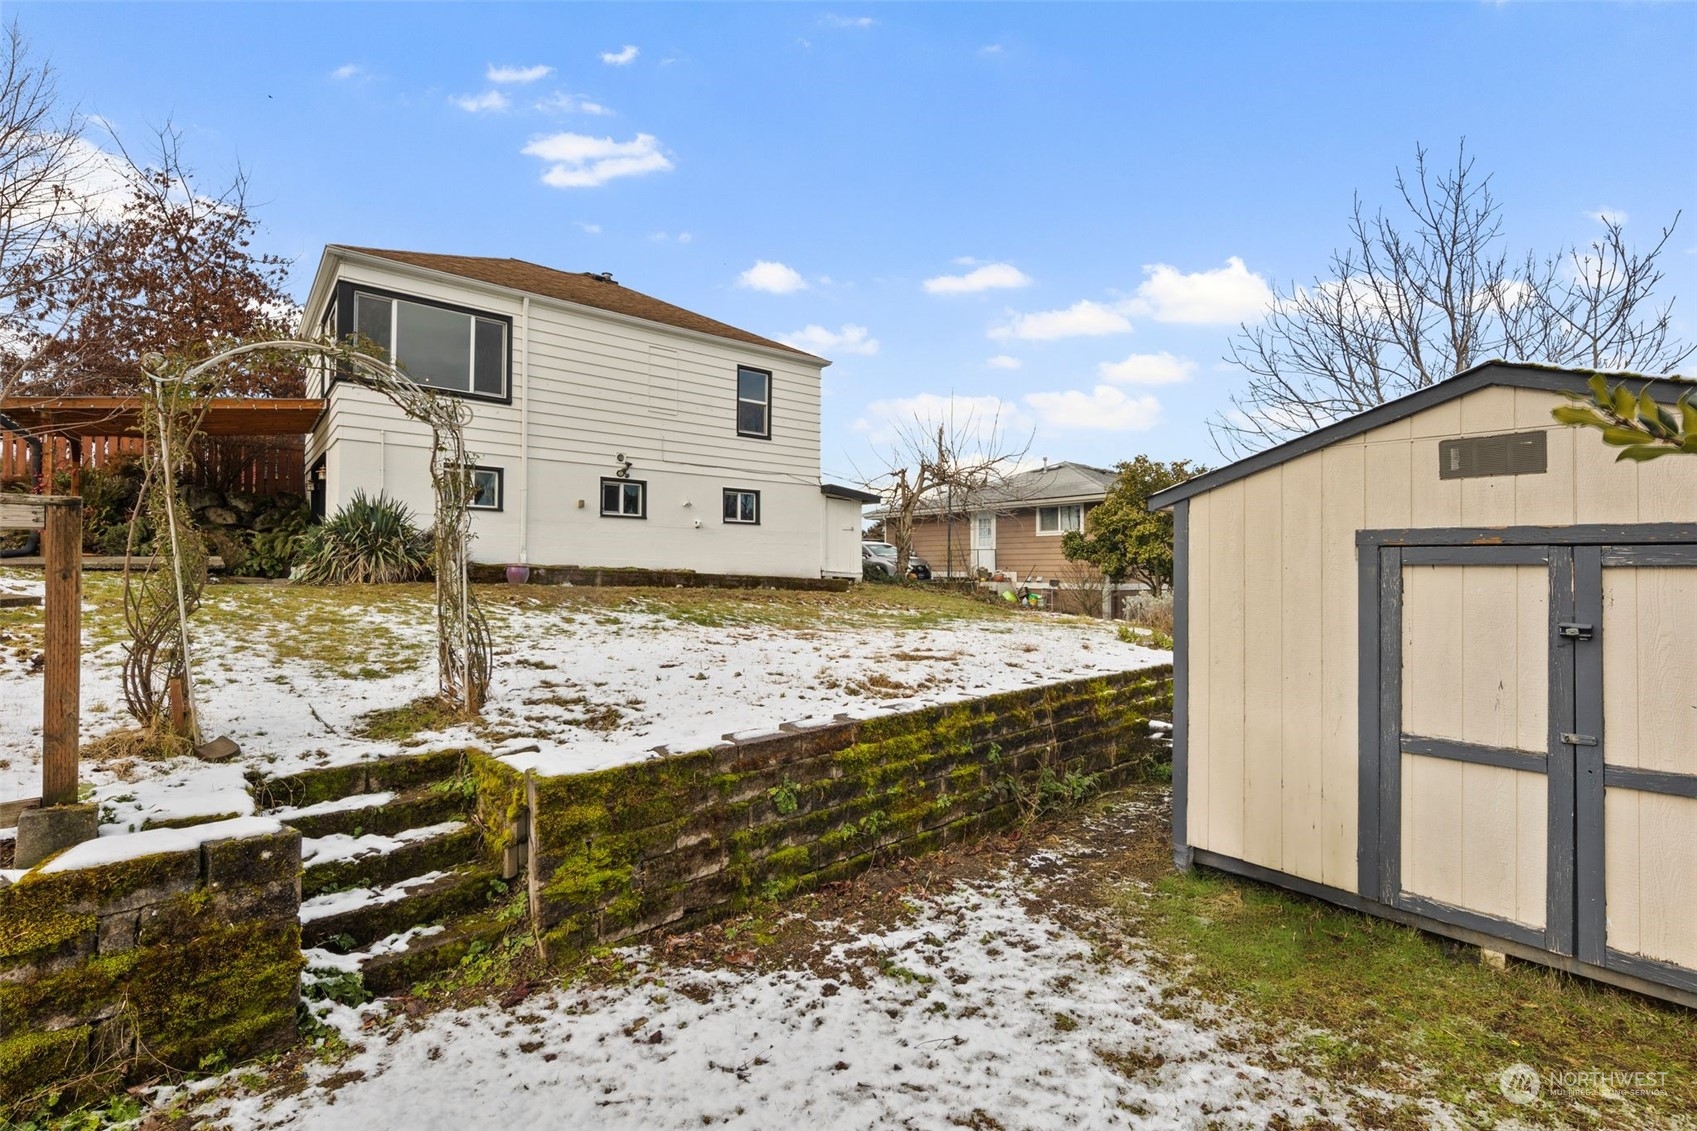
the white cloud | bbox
[677,232,693,244]
[330,64,365,81]
[990,300,1132,341]
[521,132,673,188]
[576,222,603,235]
[1024,386,1163,431]
[979,44,1004,56]
[736,261,808,294]
[1096,350,1195,386]
[821,14,876,28]
[536,92,614,116]
[780,324,878,356]
[451,90,509,113]
[987,355,1023,370]
[488,64,553,84]
[601,45,639,65]
[1127,257,1274,324]
[924,262,1033,295]
[1589,207,1629,226]
[855,393,1024,447]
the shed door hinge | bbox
[1561,732,1599,747]
[1557,622,1594,641]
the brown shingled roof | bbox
[334,247,824,363]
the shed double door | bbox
[1374,539,1697,994]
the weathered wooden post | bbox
[41,497,82,806]
[5,494,93,868]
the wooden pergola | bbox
[0,396,324,494]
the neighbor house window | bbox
[601,478,646,518]
[464,466,503,511]
[1036,504,1083,535]
[736,366,771,438]
[722,488,760,525]
[349,288,509,400]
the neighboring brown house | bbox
[901,461,1121,583]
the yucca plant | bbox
[293,490,432,584]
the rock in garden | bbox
[203,506,241,526]
[186,486,224,511]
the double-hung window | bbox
[722,488,760,525]
[1035,504,1083,535]
[349,288,509,400]
[601,478,646,518]
[736,366,771,439]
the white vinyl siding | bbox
[308,256,826,575]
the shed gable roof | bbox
[1149,361,1694,509]
[331,246,824,364]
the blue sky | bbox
[18,2,1696,481]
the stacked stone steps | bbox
[256,750,514,996]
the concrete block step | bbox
[252,749,470,812]
[274,782,469,841]
[359,907,519,996]
[301,820,480,900]
[299,864,504,952]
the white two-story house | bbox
[299,246,874,579]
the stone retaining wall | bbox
[0,825,303,1115]
[475,665,1172,957]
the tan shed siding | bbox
[1182,384,1697,892]
[1401,758,1547,928]
[1601,564,1697,969]
[1279,450,1325,881]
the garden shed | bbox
[1151,361,1697,1006]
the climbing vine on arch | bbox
[122,337,493,740]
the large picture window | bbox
[736,366,771,439]
[600,478,647,519]
[1036,504,1083,535]
[350,288,509,400]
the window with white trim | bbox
[722,488,760,525]
[351,290,508,400]
[1035,504,1083,535]
[465,466,503,511]
[600,478,646,518]
[736,366,771,438]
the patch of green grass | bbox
[1113,868,1697,1128]
[353,696,463,742]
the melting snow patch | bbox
[201,880,1354,1130]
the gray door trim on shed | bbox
[1359,523,1697,989]
[1170,500,1192,871]
[1359,523,1697,547]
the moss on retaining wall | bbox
[0,831,303,1118]
[474,665,1172,963]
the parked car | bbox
[861,540,931,580]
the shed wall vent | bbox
[1437,430,1548,479]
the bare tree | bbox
[0,20,87,399]
[1501,215,1688,372]
[861,402,1030,581]
[1215,141,1692,455]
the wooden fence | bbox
[1,431,306,497]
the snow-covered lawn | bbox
[178,800,1363,1131]
[0,573,1168,832]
